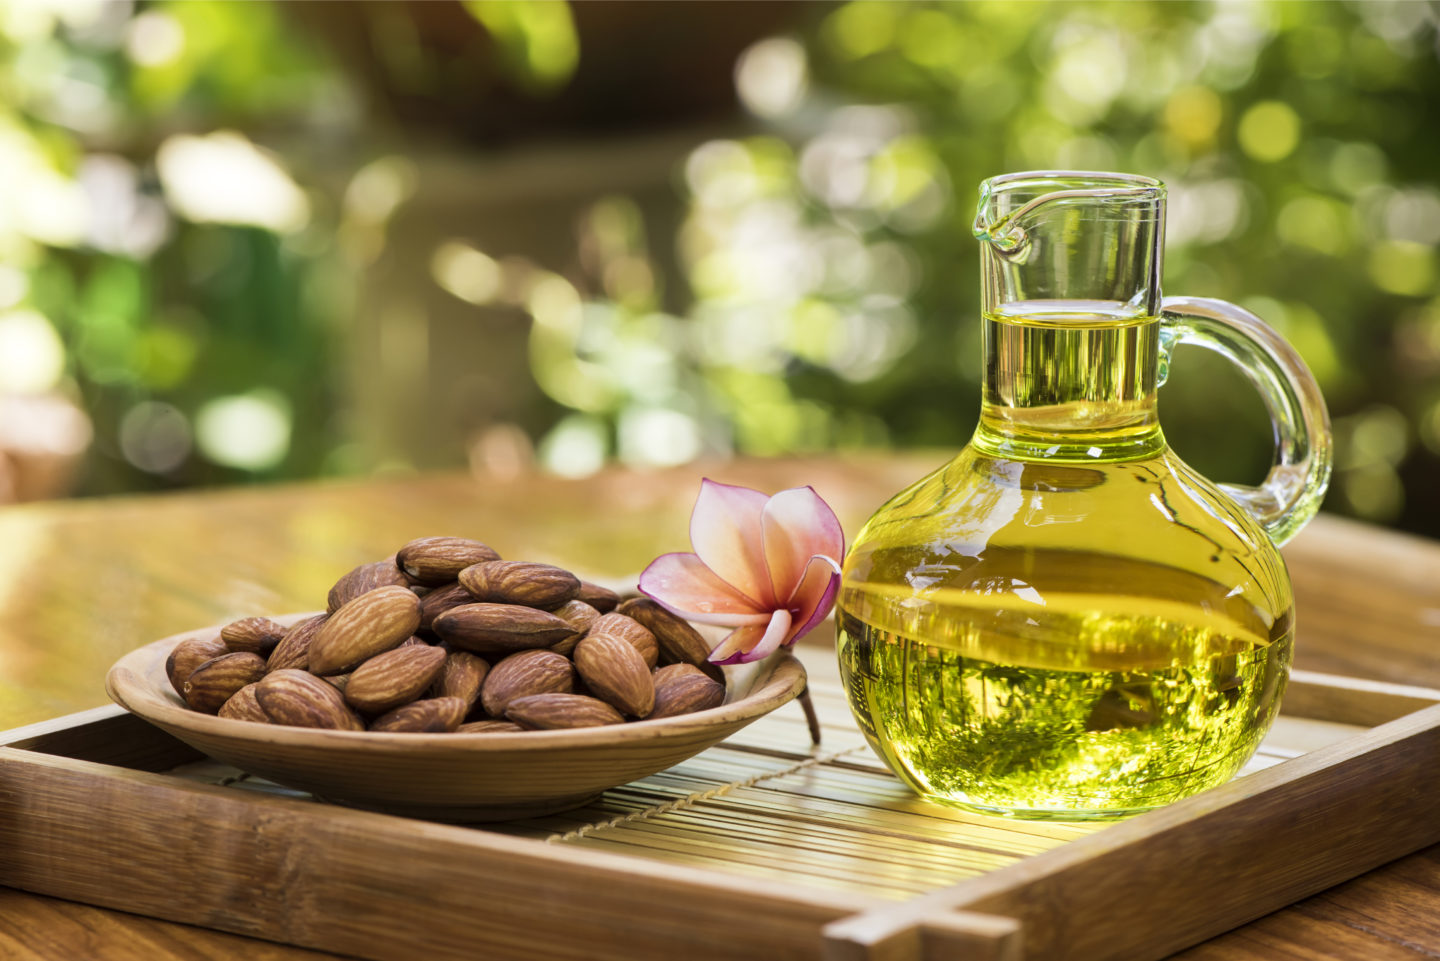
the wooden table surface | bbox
[0,454,1436,960]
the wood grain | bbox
[0,746,879,961]
[1284,513,1440,688]
[819,704,1440,961]
[1282,670,1440,727]
[0,705,203,771]
[0,890,351,961]
[1173,844,1440,960]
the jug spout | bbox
[974,171,1165,319]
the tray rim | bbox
[0,716,877,913]
[824,687,1440,959]
[1,669,1438,961]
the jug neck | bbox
[972,308,1166,463]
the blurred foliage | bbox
[0,0,341,491]
[522,0,1440,534]
[1,0,1438,537]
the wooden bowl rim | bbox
[106,617,808,755]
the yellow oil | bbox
[837,562,1291,819]
[837,306,1295,818]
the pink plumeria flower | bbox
[639,479,844,665]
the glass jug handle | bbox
[1158,296,1334,546]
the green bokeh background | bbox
[1,0,1436,536]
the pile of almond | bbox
[166,537,727,734]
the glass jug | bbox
[837,171,1332,820]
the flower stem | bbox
[798,685,821,746]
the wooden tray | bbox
[2,643,1438,961]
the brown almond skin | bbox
[396,537,501,586]
[418,582,473,632]
[576,581,620,613]
[590,613,658,670]
[267,614,326,673]
[218,683,270,723]
[323,673,351,694]
[480,649,575,717]
[548,599,600,656]
[432,651,490,709]
[506,693,624,730]
[220,617,287,656]
[370,697,467,733]
[183,652,268,714]
[650,667,726,719]
[549,635,582,658]
[618,597,724,682]
[344,644,448,715]
[309,585,423,676]
[458,561,581,611]
[553,599,601,632]
[652,663,706,684]
[457,719,524,734]
[433,603,574,655]
[574,632,655,718]
[255,669,364,730]
[166,636,229,695]
[328,556,413,613]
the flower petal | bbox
[708,609,792,665]
[689,479,775,607]
[761,486,845,603]
[744,608,793,662]
[784,554,841,645]
[707,623,764,665]
[638,552,766,620]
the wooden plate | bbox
[106,620,807,822]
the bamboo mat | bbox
[168,646,1363,901]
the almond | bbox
[418,582,472,632]
[456,719,524,734]
[267,614,327,673]
[506,693,624,729]
[256,669,364,730]
[433,603,573,655]
[220,617,288,656]
[590,613,658,669]
[218,683,270,723]
[166,636,229,695]
[652,662,705,684]
[548,599,600,656]
[576,581,620,613]
[328,556,413,612]
[184,652,268,714]
[480,649,575,717]
[458,561,580,610]
[323,673,351,694]
[432,650,489,709]
[345,644,448,715]
[396,537,500,586]
[618,597,724,682]
[370,697,467,733]
[573,632,654,718]
[309,585,422,676]
[650,664,726,719]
